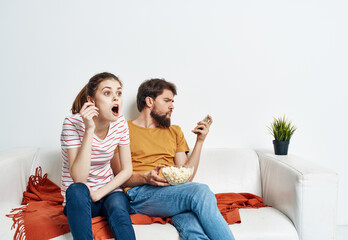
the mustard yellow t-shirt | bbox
[127,120,189,174]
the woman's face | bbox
[92,78,123,122]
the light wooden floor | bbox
[337,225,348,240]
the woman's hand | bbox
[192,115,213,142]
[80,101,99,130]
[86,184,102,202]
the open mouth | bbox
[112,105,119,116]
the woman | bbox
[60,72,135,240]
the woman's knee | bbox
[104,192,131,214]
[66,182,90,201]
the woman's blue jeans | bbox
[126,182,235,240]
[64,182,135,240]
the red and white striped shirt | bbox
[60,114,129,203]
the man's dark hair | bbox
[136,78,177,112]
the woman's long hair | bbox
[71,72,122,114]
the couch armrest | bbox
[0,148,38,205]
[256,151,338,240]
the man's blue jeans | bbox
[126,182,235,240]
[64,182,135,240]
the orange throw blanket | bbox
[7,167,268,240]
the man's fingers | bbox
[206,115,213,125]
[196,122,208,128]
[150,170,167,182]
[148,165,171,186]
[196,123,207,130]
[154,164,166,172]
[192,129,203,134]
[153,174,167,183]
[154,182,170,187]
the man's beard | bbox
[150,109,171,128]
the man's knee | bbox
[191,183,216,203]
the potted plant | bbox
[268,115,297,155]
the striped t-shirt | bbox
[60,113,129,202]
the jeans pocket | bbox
[126,186,140,201]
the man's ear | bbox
[87,96,95,103]
[145,96,153,108]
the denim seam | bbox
[171,217,188,240]
[129,205,138,214]
[128,191,154,214]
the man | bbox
[115,79,235,240]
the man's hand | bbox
[144,165,170,186]
[192,115,213,142]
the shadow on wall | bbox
[124,100,139,121]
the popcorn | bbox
[161,166,193,185]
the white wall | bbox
[1,0,347,224]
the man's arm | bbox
[174,115,213,180]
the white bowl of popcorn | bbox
[161,165,194,185]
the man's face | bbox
[150,89,175,128]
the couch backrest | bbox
[0,148,38,205]
[194,148,262,196]
[31,148,62,187]
[31,148,262,197]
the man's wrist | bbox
[141,172,149,184]
[195,137,205,144]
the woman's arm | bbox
[68,102,98,183]
[90,145,133,202]
[67,129,94,183]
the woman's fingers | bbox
[80,105,99,116]
[79,102,99,129]
[80,102,95,112]
[81,106,99,117]
[80,102,99,120]
[83,110,99,120]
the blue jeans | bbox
[64,182,135,240]
[126,182,235,240]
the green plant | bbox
[268,115,297,141]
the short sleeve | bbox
[174,125,190,153]
[60,117,82,149]
[118,117,130,146]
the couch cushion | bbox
[194,148,262,196]
[2,206,298,240]
[0,202,21,240]
[133,224,180,240]
[231,207,299,240]
[51,223,180,240]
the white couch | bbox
[0,147,338,240]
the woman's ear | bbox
[87,96,95,103]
